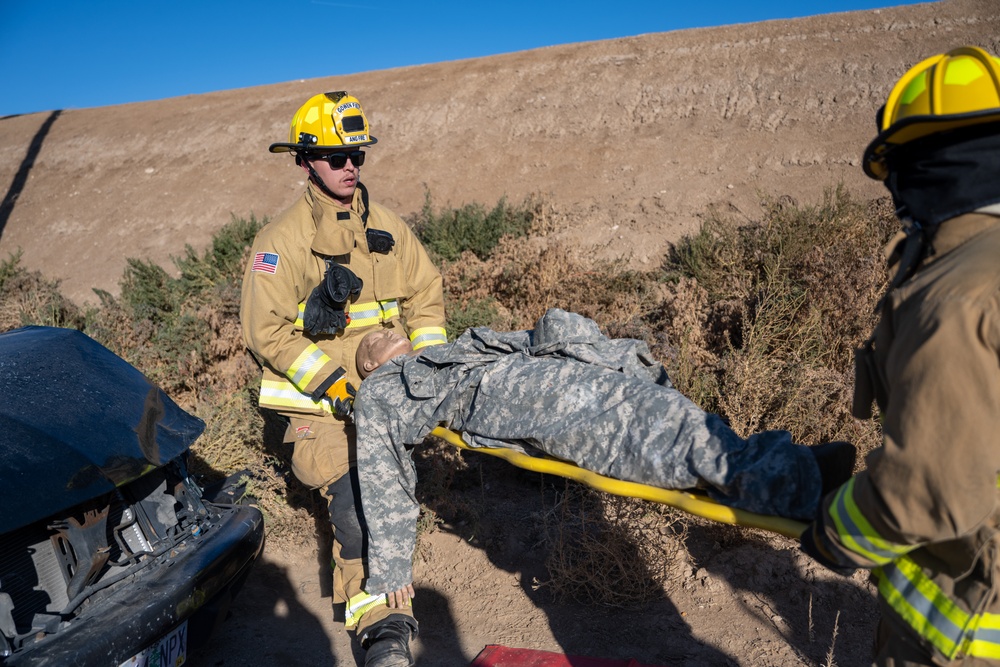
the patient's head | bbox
[357,329,414,379]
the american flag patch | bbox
[252,252,279,274]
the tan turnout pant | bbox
[285,416,413,636]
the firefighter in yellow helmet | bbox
[240,91,447,667]
[800,47,1000,665]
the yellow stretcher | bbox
[430,427,808,540]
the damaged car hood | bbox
[0,326,204,533]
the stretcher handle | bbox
[430,427,807,540]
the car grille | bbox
[0,523,71,628]
[0,460,207,654]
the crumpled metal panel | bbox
[0,326,204,533]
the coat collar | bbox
[305,183,365,257]
[927,212,1000,261]
[886,212,1000,275]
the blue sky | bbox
[1,0,928,117]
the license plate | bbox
[118,620,187,667]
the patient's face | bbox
[357,329,414,378]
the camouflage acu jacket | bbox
[354,308,821,593]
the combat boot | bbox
[810,441,857,496]
[361,614,418,667]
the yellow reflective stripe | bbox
[294,299,400,331]
[966,613,1000,659]
[347,306,381,327]
[380,299,400,320]
[346,299,400,329]
[967,638,1000,660]
[828,477,918,565]
[410,326,447,350]
[288,344,331,389]
[877,558,968,658]
[346,300,384,328]
[344,592,387,628]
[259,379,333,414]
[875,556,1000,660]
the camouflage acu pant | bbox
[284,417,413,634]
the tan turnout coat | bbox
[815,212,1000,662]
[241,183,446,420]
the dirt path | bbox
[191,463,878,667]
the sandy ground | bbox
[189,532,877,667]
[3,1,999,665]
[190,460,879,667]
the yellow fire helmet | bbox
[269,91,377,154]
[863,46,1000,180]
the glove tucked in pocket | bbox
[303,261,363,335]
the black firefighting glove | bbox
[311,367,357,418]
[808,441,857,497]
[799,520,858,577]
[303,261,363,335]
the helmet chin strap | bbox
[359,181,370,226]
[301,157,344,203]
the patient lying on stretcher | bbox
[352,308,856,595]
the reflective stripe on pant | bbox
[286,416,414,634]
[875,557,1000,663]
[874,610,1000,666]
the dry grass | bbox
[440,187,894,462]
[0,250,83,332]
[661,190,897,458]
[1,186,898,591]
[537,483,688,607]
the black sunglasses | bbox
[310,151,365,169]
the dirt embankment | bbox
[2,0,998,306]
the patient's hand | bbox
[385,583,416,609]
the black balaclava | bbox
[883,122,1000,231]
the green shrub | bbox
[176,214,267,292]
[445,296,500,338]
[409,188,539,262]
[81,215,267,394]
[0,249,23,289]
[120,258,183,324]
[0,250,83,331]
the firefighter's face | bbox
[304,151,363,205]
